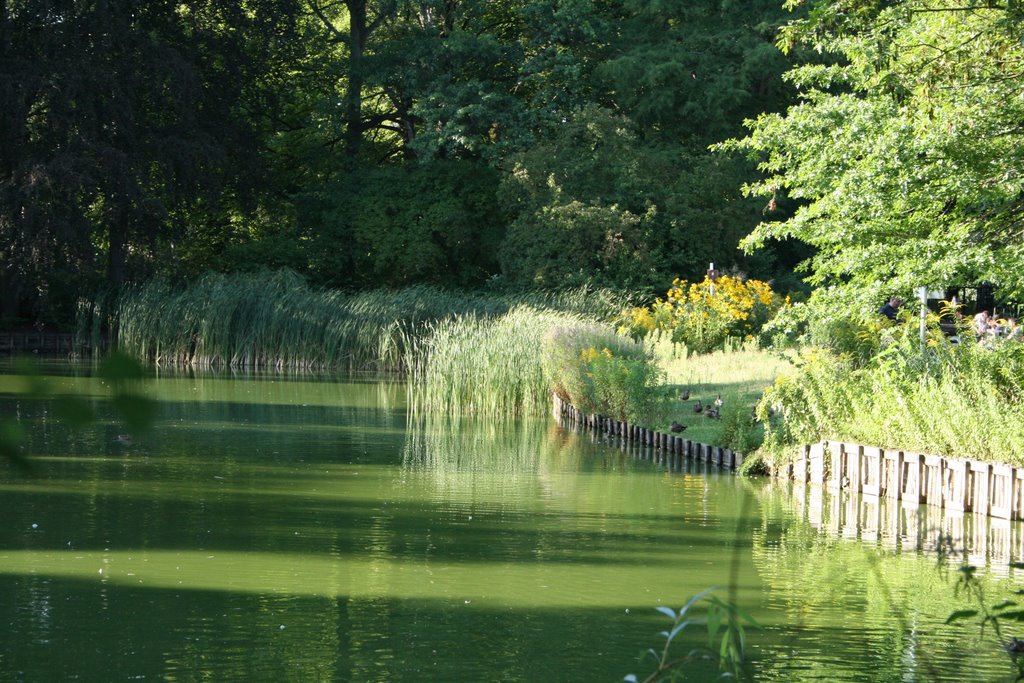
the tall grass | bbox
[101,270,636,371]
[759,322,1024,466]
[406,306,597,417]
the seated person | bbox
[878,296,903,321]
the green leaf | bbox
[99,352,146,385]
[707,605,724,646]
[0,419,32,472]
[110,393,158,434]
[734,605,763,629]
[668,618,703,642]
[655,606,676,620]
[679,587,717,619]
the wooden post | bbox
[901,452,924,504]
[883,449,903,500]
[809,442,826,485]
[923,454,945,508]
[1014,470,1024,521]
[862,446,883,497]
[794,445,809,483]
[990,465,1015,520]
[827,441,845,490]
[970,460,992,517]
[944,458,970,512]
[843,442,863,493]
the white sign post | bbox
[916,286,928,354]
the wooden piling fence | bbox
[782,438,1024,523]
[0,332,95,356]
[551,394,742,472]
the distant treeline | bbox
[1,0,811,327]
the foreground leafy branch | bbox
[625,588,760,683]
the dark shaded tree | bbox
[0,0,301,324]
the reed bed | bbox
[103,270,635,371]
[406,306,597,418]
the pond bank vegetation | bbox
[757,314,1024,471]
[98,270,633,371]
[99,269,1024,475]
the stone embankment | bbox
[781,440,1024,520]
[552,394,744,470]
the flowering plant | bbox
[620,275,786,354]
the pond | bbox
[0,365,1021,682]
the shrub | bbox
[758,317,1024,467]
[717,396,761,455]
[620,275,786,354]
[542,325,662,423]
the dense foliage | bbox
[724,0,1024,312]
[2,0,806,327]
[541,324,661,423]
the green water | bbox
[0,366,1021,682]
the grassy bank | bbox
[653,340,789,451]
[757,319,1024,469]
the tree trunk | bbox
[343,0,367,159]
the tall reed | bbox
[101,270,635,371]
[406,306,596,417]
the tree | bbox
[496,0,806,291]
[723,0,1024,310]
[0,0,301,324]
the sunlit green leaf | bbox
[655,606,676,620]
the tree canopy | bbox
[724,0,1024,311]
[2,0,806,326]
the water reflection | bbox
[751,481,1024,682]
[2,367,1024,682]
[763,481,1024,577]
